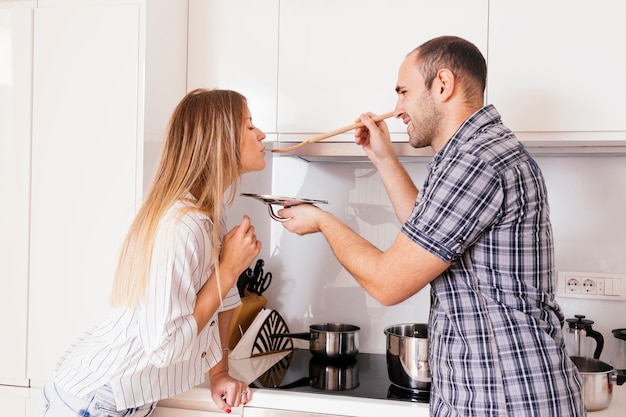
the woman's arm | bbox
[208,308,251,413]
[193,215,260,333]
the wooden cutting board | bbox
[228,290,267,349]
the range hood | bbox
[271,137,626,163]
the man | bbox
[278,36,585,416]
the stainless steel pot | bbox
[571,356,626,411]
[271,323,360,360]
[384,323,431,391]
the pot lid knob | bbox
[566,314,595,329]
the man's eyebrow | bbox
[395,86,403,93]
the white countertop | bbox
[3,355,621,416]
[156,351,428,417]
[158,385,626,417]
[155,352,625,417]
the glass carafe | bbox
[612,328,626,369]
[564,315,604,359]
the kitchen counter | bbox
[155,352,625,417]
[156,350,428,417]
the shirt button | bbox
[201,351,207,358]
[210,320,216,327]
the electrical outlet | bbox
[566,277,580,293]
[582,279,595,293]
[557,271,626,301]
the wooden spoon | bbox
[272,111,394,153]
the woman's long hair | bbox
[110,89,248,307]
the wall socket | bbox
[557,271,626,301]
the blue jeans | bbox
[33,381,156,417]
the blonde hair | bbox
[110,89,249,307]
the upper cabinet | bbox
[277,0,489,140]
[0,3,32,387]
[187,0,279,137]
[188,0,626,155]
[488,0,626,141]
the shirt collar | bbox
[432,104,501,165]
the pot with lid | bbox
[564,315,604,359]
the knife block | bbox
[228,290,267,349]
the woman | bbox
[35,89,266,416]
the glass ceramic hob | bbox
[249,349,429,403]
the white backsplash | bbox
[223,151,626,363]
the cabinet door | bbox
[277,0,488,140]
[488,0,626,134]
[0,5,33,387]
[28,3,141,386]
[187,0,279,136]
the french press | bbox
[564,314,604,359]
[612,328,626,369]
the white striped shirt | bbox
[54,199,241,410]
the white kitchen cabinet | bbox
[0,0,188,394]
[277,0,488,141]
[488,0,626,139]
[27,1,143,386]
[0,3,33,388]
[187,0,279,137]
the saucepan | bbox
[240,193,328,222]
[571,355,626,411]
[271,323,360,360]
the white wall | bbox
[237,153,626,366]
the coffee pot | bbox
[612,328,626,370]
[564,315,604,359]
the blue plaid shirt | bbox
[402,105,585,417]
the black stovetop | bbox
[249,349,429,403]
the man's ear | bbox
[434,69,455,102]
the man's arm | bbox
[279,205,449,305]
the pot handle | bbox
[270,332,314,341]
[615,369,626,386]
[266,204,291,222]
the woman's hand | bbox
[192,216,260,332]
[209,370,251,413]
[220,215,262,287]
